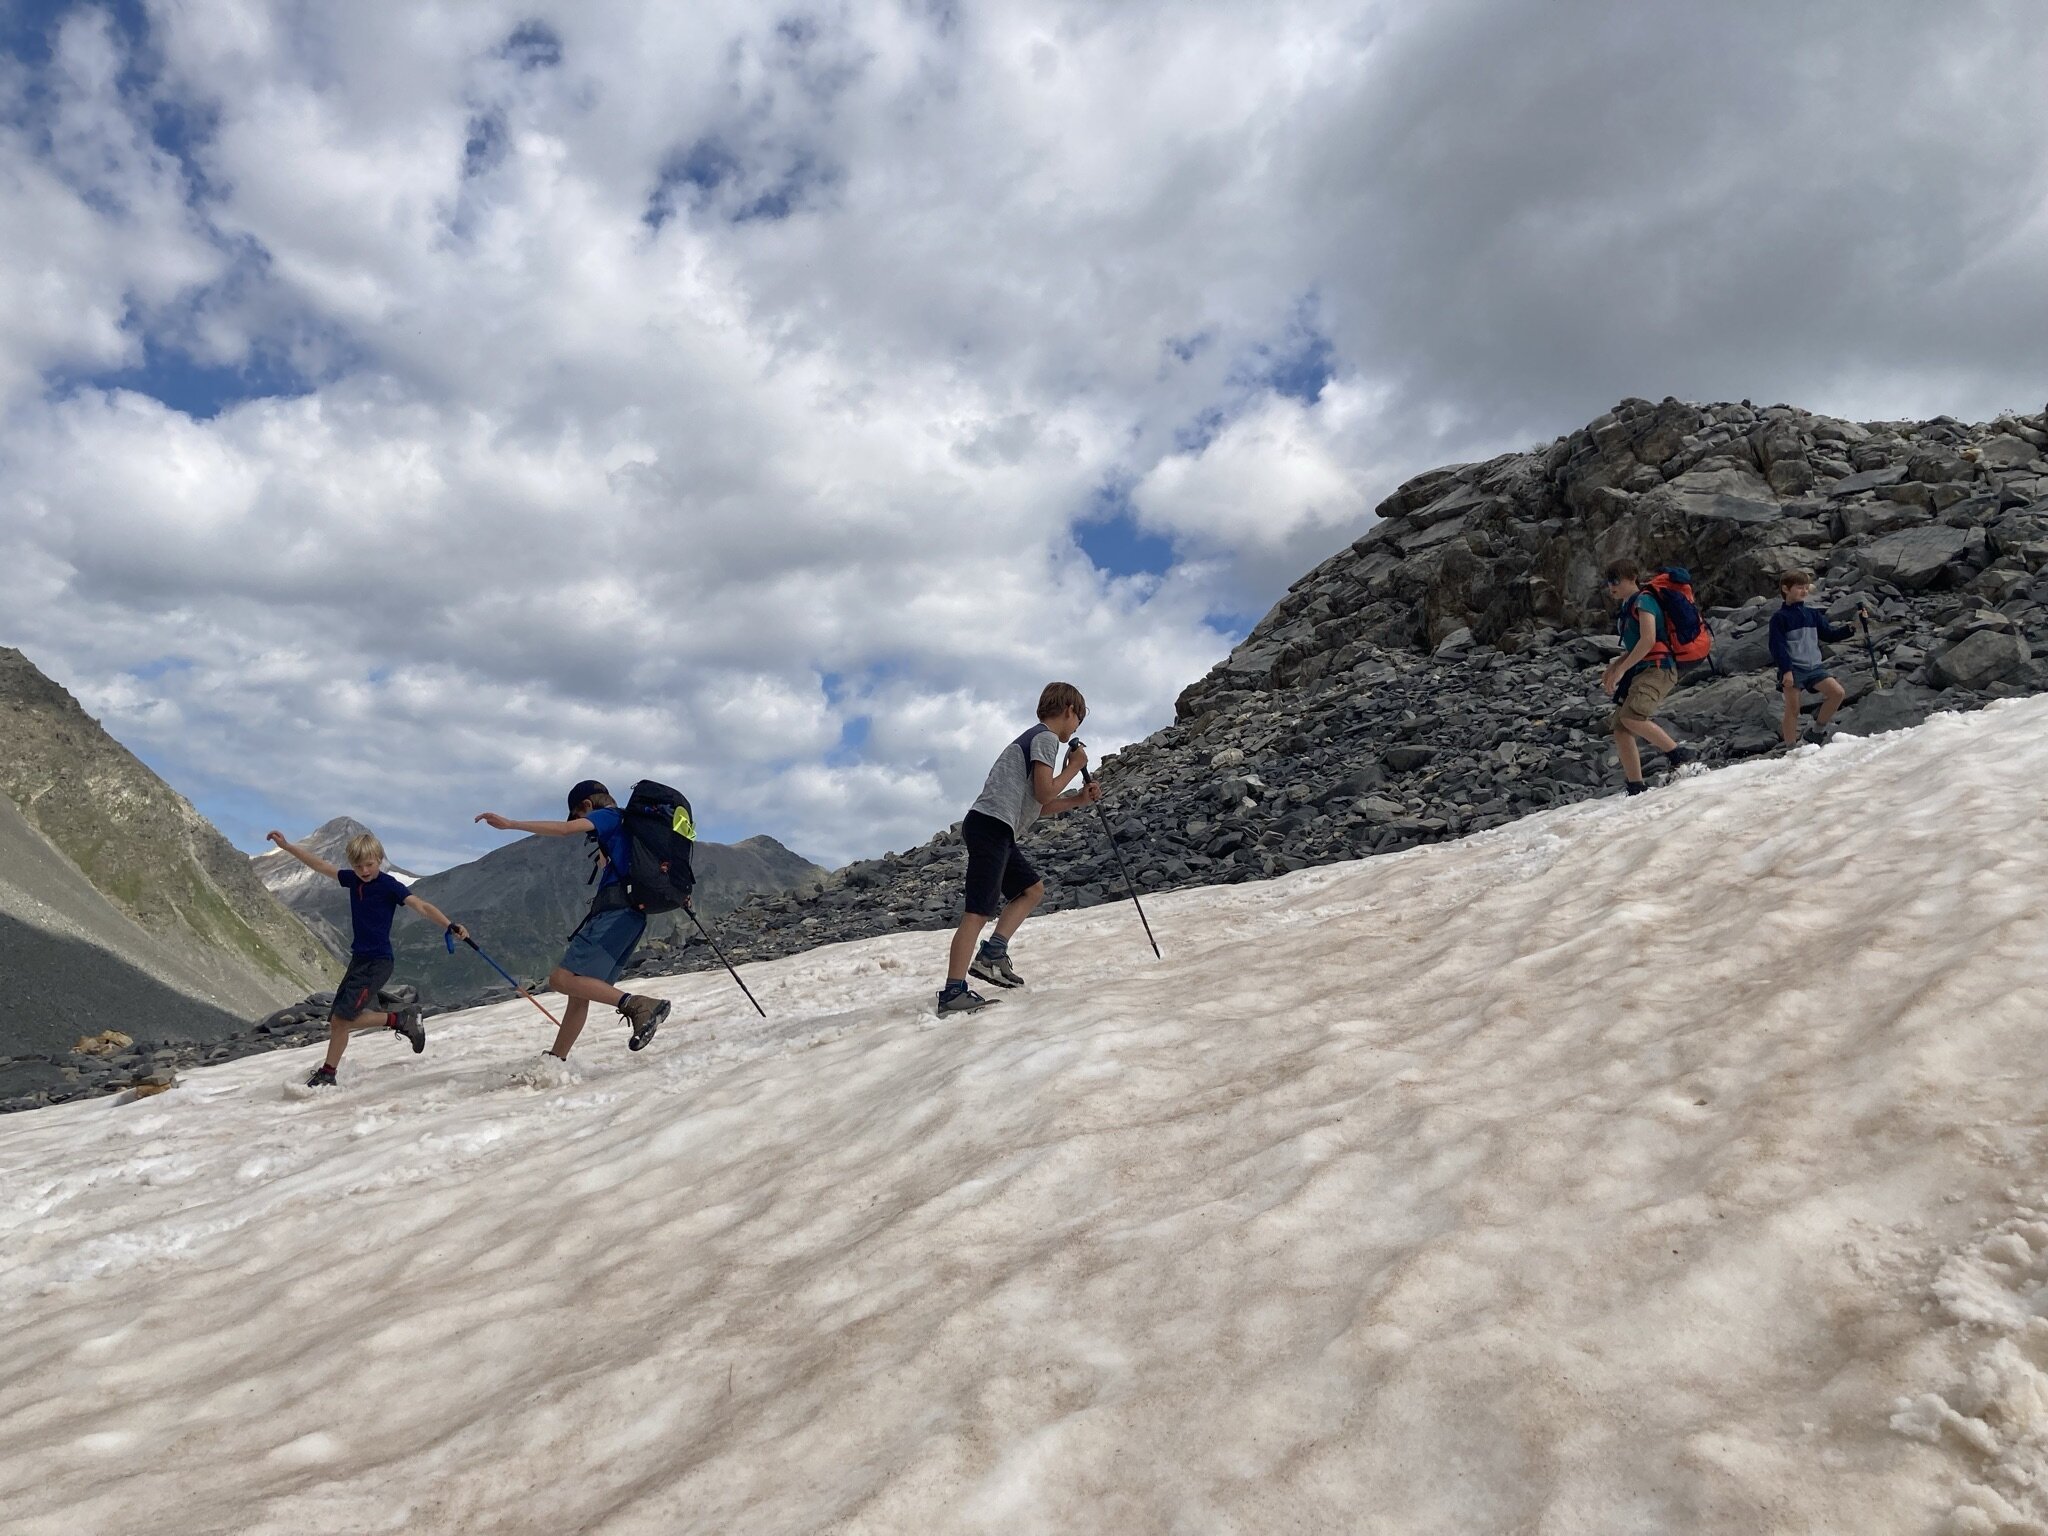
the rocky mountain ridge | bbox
[633,397,2048,985]
[0,648,335,1014]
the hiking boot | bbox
[937,983,996,1017]
[390,1007,426,1054]
[305,1063,339,1089]
[619,993,670,1052]
[1623,780,1648,797]
[969,949,1024,988]
[1663,745,1706,780]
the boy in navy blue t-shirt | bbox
[263,828,467,1087]
[474,780,671,1060]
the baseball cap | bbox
[566,779,610,816]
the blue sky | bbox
[3,0,2044,869]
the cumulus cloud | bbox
[2,0,2044,869]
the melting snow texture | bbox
[8,700,2048,1533]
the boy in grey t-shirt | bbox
[938,681,1100,1016]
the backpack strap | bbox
[1016,722,1052,767]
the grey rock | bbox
[1933,628,2030,690]
[1978,435,2043,471]
[1854,526,1970,592]
[1827,465,1907,497]
[1834,683,1947,737]
[1382,746,1438,773]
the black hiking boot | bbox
[1664,745,1704,779]
[1623,779,1648,797]
[619,993,670,1052]
[305,1063,339,1089]
[390,1007,426,1054]
[969,946,1024,988]
[937,982,996,1017]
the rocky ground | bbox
[635,397,2048,986]
[0,985,436,1112]
[12,396,2047,1108]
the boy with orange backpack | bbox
[1600,559,1703,796]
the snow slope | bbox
[7,700,2048,1534]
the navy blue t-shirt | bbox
[586,807,631,890]
[338,869,411,958]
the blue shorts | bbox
[560,905,647,985]
[1787,663,1835,691]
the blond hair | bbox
[1037,681,1086,723]
[344,832,386,868]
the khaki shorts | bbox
[1608,665,1676,730]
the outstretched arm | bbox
[404,892,468,941]
[474,813,595,837]
[264,830,338,880]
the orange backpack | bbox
[1643,567,1714,664]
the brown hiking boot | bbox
[618,993,670,1052]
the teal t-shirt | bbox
[1620,592,1674,668]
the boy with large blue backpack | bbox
[474,779,695,1059]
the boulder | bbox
[1933,628,2030,691]
[1834,683,1947,737]
[1854,526,1970,591]
[1978,434,2043,471]
[1826,465,1907,497]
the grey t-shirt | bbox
[969,725,1062,837]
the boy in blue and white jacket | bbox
[1769,569,1860,745]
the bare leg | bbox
[549,996,590,1059]
[992,881,1045,942]
[1815,676,1847,728]
[324,1011,395,1069]
[946,913,989,984]
[1781,681,1802,743]
[1614,729,1643,785]
[1624,717,1677,755]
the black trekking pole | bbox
[1856,607,1885,690]
[682,902,767,1017]
[1068,739,1161,959]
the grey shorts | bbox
[1786,663,1835,691]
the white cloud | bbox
[1130,379,1384,584]
[2,0,2045,870]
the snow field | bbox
[8,700,2048,1532]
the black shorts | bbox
[961,809,1040,919]
[334,954,396,1021]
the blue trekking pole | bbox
[447,927,564,1028]
[1068,739,1161,959]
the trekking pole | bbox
[1069,739,1162,959]
[1857,608,1885,690]
[446,928,564,1028]
[682,903,767,1017]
